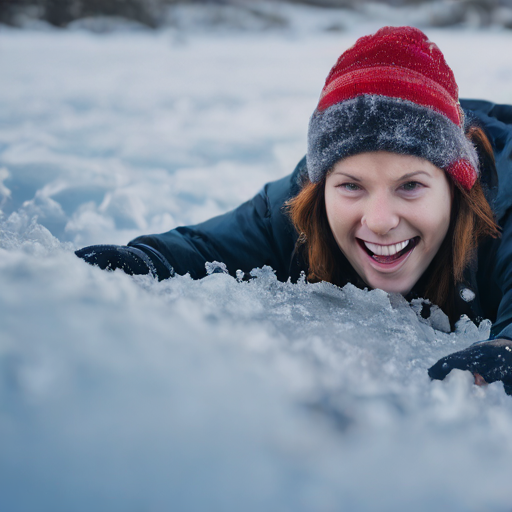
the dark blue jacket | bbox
[126,99,512,339]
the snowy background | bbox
[2,3,512,511]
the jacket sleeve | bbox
[128,160,304,281]
[491,210,512,339]
[461,100,512,339]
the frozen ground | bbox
[1,10,512,512]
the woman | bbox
[76,26,512,393]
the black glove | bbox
[428,339,512,395]
[75,244,173,280]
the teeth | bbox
[364,239,410,256]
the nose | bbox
[361,192,400,235]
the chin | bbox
[371,282,412,295]
[364,274,415,295]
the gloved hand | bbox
[428,338,512,395]
[75,244,173,280]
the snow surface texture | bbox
[2,11,512,512]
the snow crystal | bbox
[460,287,476,302]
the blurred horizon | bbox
[2,0,512,31]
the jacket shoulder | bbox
[461,99,512,220]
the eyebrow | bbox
[332,172,362,181]
[398,171,432,181]
[331,170,432,181]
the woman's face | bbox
[324,151,452,295]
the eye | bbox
[338,183,361,192]
[399,181,423,192]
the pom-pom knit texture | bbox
[307,26,479,190]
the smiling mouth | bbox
[357,237,419,264]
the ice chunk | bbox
[205,260,228,275]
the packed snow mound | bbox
[1,247,511,512]
[2,23,512,512]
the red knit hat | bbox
[307,26,478,190]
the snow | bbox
[1,9,512,511]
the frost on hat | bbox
[307,26,478,190]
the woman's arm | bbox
[431,193,512,396]
[128,169,300,281]
[429,100,512,393]
[76,159,305,281]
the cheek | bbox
[325,193,358,242]
[414,201,451,247]
[433,213,451,246]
